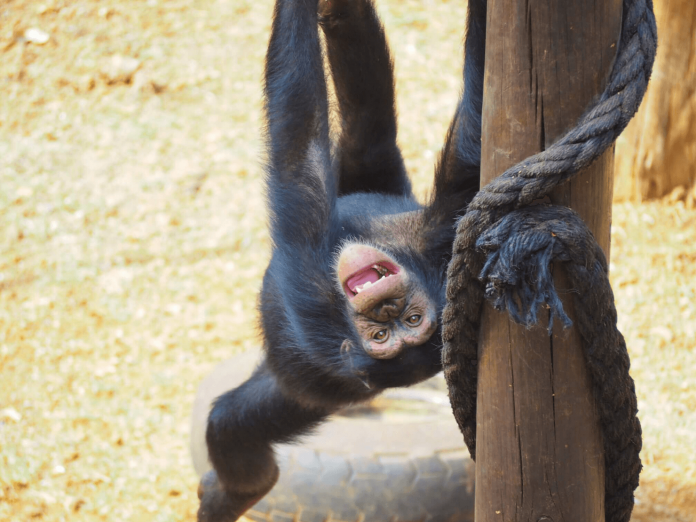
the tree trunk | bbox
[614,0,696,200]
[474,0,622,520]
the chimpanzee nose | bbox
[369,297,406,322]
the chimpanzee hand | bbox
[197,468,279,522]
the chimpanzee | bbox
[197,0,485,519]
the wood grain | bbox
[475,0,622,520]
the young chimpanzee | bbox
[197,0,485,520]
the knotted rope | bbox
[442,1,657,521]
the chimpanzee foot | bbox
[197,469,278,522]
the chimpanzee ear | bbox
[340,338,354,354]
[339,338,372,388]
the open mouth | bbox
[344,262,400,298]
[337,245,405,307]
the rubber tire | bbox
[191,350,475,522]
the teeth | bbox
[355,281,372,294]
[353,273,392,295]
[373,264,389,277]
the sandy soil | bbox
[0,0,694,521]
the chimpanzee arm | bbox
[198,360,329,522]
[265,0,334,248]
[430,0,486,217]
[319,0,410,197]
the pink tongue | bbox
[347,268,380,293]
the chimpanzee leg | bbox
[319,0,410,197]
[198,360,329,522]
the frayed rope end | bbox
[477,208,577,335]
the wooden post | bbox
[475,0,622,521]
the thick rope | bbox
[442,1,656,521]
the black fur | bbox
[198,0,485,520]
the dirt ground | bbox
[0,0,694,521]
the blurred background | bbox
[0,0,694,521]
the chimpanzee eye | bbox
[405,314,422,326]
[373,329,389,342]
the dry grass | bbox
[0,0,694,521]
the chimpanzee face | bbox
[336,244,438,359]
